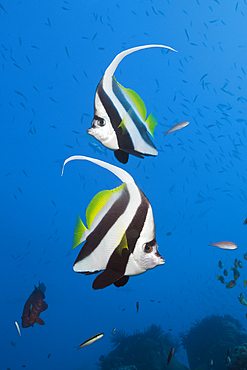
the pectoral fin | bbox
[114,150,129,164]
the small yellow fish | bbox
[77,333,104,349]
[217,274,224,284]
[244,280,247,287]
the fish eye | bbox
[98,118,105,126]
[143,243,153,253]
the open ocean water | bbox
[1,1,247,369]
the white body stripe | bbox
[125,204,156,275]
[88,44,177,161]
[101,77,158,155]
[74,181,142,272]
[62,155,164,286]
[93,91,119,150]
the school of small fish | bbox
[5,1,247,367]
[217,253,247,315]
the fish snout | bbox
[156,251,165,265]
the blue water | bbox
[2,1,247,369]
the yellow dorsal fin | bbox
[86,183,126,229]
[72,215,87,249]
[145,112,158,137]
[114,77,147,120]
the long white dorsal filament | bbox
[61,155,135,184]
[104,44,177,79]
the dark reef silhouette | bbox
[97,324,188,370]
[180,314,247,370]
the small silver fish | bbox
[209,241,238,250]
[163,121,190,136]
[14,321,21,337]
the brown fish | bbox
[21,282,48,328]
[167,347,174,365]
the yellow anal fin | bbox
[118,109,132,135]
[72,215,87,249]
[116,230,129,257]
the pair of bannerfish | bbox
[63,44,188,290]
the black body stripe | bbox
[112,78,157,150]
[97,188,151,279]
[74,185,130,265]
[97,78,134,151]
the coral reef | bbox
[110,329,130,348]
[97,324,188,370]
[180,314,247,370]
[228,343,247,370]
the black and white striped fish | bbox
[62,155,164,289]
[87,44,176,164]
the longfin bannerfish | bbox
[87,44,177,164]
[62,155,164,289]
